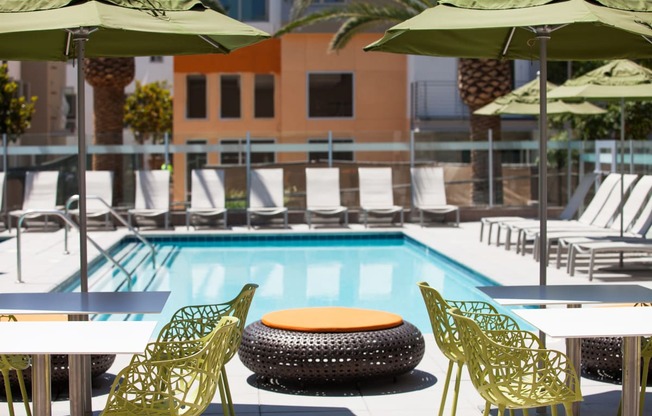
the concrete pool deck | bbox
[0,221,651,415]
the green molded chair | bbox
[0,315,31,416]
[156,283,258,416]
[448,308,582,416]
[101,316,238,416]
[417,282,540,416]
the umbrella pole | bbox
[620,98,625,266]
[536,30,549,287]
[68,29,93,416]
[3,133,7,231]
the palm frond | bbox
[290,0,315,20]
[275,3,416,40]
[329,17,389,51]
[201,0,226,14]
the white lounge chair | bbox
[566,188,652,280]
[128,170,170,229]
[186,169,227,230]
[479,171,599,244]
[411,166,459,227]
[305,167,348,228]
[247,168,288,229]
[9,171,60,232]
[67,170,114,229]
[526,173,638,260]
[358,167,403,228]
[552,175,652,268]
[503,173,630,253]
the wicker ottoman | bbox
[238,307,425,384]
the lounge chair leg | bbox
[480,220,485,242]
[307,212,311,229]
[284,211,288,229]
[455,209,459,227]
[186,212,190,230]
[344,211,348,227]
[487,223,494,245]
[588,251,595,281]
[247,212,251,229]
[568,246,577,276]
[400,210,404,227]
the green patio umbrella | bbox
[0,2,269,415]
[475,78,606,116]
[549,59,652,239]
[365,0,652,289]
[0,0,269,290]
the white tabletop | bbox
[477,284,652,306]
[514,307,652,338]
[0,321,157,354]
[0,291,170,314]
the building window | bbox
[308,73,353,118]
[254,74,274,118]
[186,75,207,119]
[221,0,268,21]
[220,139,275,165]
[220,75,241,119]
[186,139,208,192]
[150,56,164,63]
[308,139,354,162]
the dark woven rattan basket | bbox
[0,354,116,390]
[239,320,425,384]
[582,337,652,384]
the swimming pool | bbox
[61,232,517,333]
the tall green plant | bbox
[0,64,37,139]
[124,81,173,145]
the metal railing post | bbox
[488,129,494,208]
[328,131,333,168]
[245,132,251,210]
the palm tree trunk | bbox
[92,86,125,203]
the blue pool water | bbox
[65,233,516,333]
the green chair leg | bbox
[2,369,16,416]
[482,401,491,416]
[550,405,558,416]
[219,366,236,416]
[639,356,651,416]
[438,361,454,416]
[15,369,31,416]
[450,362,463,416]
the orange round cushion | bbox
[261,307,403,332]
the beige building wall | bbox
[173,34,409,204]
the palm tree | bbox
[84,57,135,203]
[278,0,511,205]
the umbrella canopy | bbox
[365,0,652,290]
[475,78,606,115]
[364,0,652,60]
[0,0,270,60]
[549,59,652,100]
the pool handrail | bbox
[15,209,132,286]
[65,194,157,269]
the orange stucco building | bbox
[172,33,409,203]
